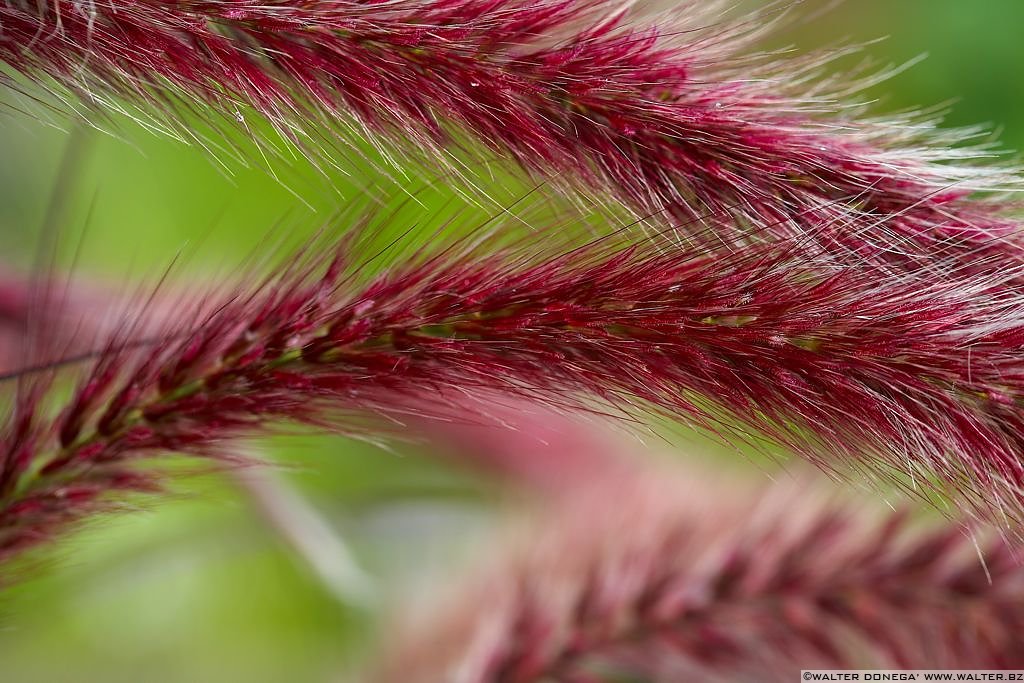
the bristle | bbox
[1,1,1021,274]
[5,207,1024,565]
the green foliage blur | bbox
[0,2,1022,681]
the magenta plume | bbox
[1,1,1020,271]
[371,469,1024,681]
[8,205,1024,565]
[4,210,1024,569]
[6,214,1024,564]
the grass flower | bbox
[371,460,1024,681]
[5,204,1024,567]
[1,1,1020,272]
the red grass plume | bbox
[5,209,1024,565]
[1,1,1021,272]
[370,461,1024,681]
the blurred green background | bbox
[0,1,1022,681]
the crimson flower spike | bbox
[1,1,1021,272]
[5,207,1024,567]
[370,466,1024,681]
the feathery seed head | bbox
[5,204,1024,565]
[371,464,1024,681]
[2,1,1021,274]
